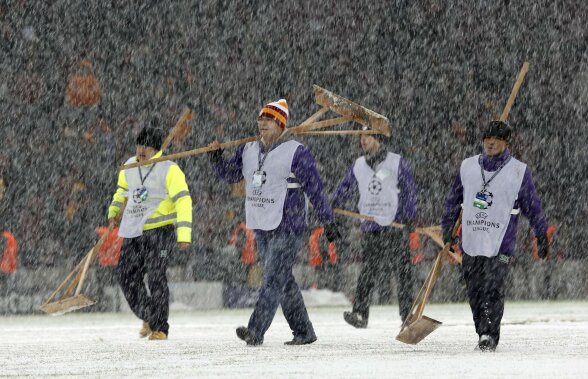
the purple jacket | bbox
[441,149,548,256]
[331,154,417,233]
[212,141,334,233]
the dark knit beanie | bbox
[136,126,163,150]
[482,120,512,143]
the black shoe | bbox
[284,335,317,345]
[477,334,497,351]
[236,326,262,346]
[343,311,368,328]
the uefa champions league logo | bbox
[133,187,149,203]
[368,177,383,195]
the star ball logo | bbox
[133,187,148,203]
[368,177,383,195]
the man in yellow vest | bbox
[108,126,192,340]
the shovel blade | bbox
[395,315,442,345]
[39,294,96,316]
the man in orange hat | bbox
[208,99,340,346]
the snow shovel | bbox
[120,85,391,171]
[396,213,462,344]
[333,208,461,262]
[39,223,114,315]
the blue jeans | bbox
[247,230,315,342]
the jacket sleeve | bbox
[108,170,128,220]
[330,164,357,209]
[518,167,548,237]
[212,144,245,184]
[396,157,417,224]
[441,170,463,237]
[166,165,193,243]
[292,145,334,224]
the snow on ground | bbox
[1,301,587,378]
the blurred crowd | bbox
[1,0,586,275]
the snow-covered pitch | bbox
[2,301,587,378]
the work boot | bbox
[236,326,262,346]
[148,331,168,340]
[139,321,152,338]
[284,334,317,345]
[477,334,497,351]
[343,311,368,328]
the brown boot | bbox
[139,321,152,338]
[148,331,168,340]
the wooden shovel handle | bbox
[160,107,193,152]
[296,130,380,136]
[120,136,258,170]
[412,212,463,318]
[74,223,114,296]
[43,247,92,304]
[500,62,530,122]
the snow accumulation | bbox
[1,301,587,378]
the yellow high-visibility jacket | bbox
[108,151,192,243]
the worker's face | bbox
[136,145,157,162]
[483,136,508,157]
[360,134,381,154]
[257,118,283,145]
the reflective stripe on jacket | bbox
[108,151,193,243]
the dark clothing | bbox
[442,149,547,348]
[352,228,415,322]
[441,149,547,256]
[117,226,175,334]
[462,254,510,345]
[247,230,315,343]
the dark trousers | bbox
[353,229,415,322]
[247,230,314,342]
[117,226,175,334]
[462,253,510,345]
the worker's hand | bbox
[207,140,223,163]
[324,222,342,243]
[443,229,454,246]
[403,221,416,237]
[178,242,190,251]
[536,234,549,260]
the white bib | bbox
[460,155,526,257]
[354,152,401,226]
[242,140,301,230]
[119,158,173,238]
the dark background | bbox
[1,0,586,267]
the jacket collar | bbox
[481,149,510,171]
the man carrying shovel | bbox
[208,99,340,346]
[331,128,417,328]
[441,120,549,351]
[108,125,192,340]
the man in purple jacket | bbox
[441,120,549,351]
[208,99,340,346]
[331,128,417,328]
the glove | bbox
[403,221,416,235]
[324,222,342,243]
[207,148,223,164]
[536,234,549,260]
[443,229,453,245]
